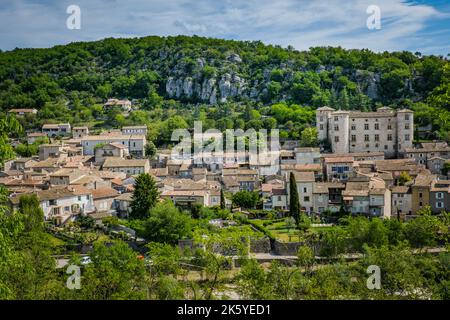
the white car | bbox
[80,256,92,265]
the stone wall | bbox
[250,236,271,253]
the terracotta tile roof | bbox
[68,185,92,196]
[115,192,133,201]
[161,190,208,197]
[413,174,437,187]
[9,188,76,205]
[110,178,123,186]
[27,132,47,137]
[261,184,273,193]
[324,157,354,164]
[103,158,149,168]
[150,167,168,176]
[391,186,410,193]
[293,171,315,182]
[313,182,345,194]
[91,187,119,200]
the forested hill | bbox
[0,35,449,144]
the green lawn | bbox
[250,219,336,242]
[45,233,66,247]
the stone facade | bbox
[317,106,413,158]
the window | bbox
[319,124,324,130]
[405,124,410,130]
[436,192,444,199]
[303,187,307,193]
[387,124,392,130]
[304,196,310,202]
[437,202,444,209]
[334,125,339,131]
[387,134,392,141]
[320,117,324,121]
[375,134,380,142]
[364,134,370,142]
[375,123,379,130]
[364,123,369,130]
[419,192,423,198]
[334,116,339,121]
[351,124,356,130]
[351,135,356,142]
[405,114,410,121]
[405,134,410,141]
[384,145,388,150]
[78,196,81,201]
[334,136,339,142]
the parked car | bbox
[80,256,92,265]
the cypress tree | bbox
[289,172,300,223]
[130,173,160,219]
[220,188,225,209]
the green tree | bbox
[0,193,63,299]
[74,241,147,300]
[403,208,444,247]
[145,141,157,159]
[441,162,450,176]
[220,189,225,209]
[300,127,318,147]
[143,200,192,244]
[297,245,314,272]
[398,171,412,186]
[362,243,426,299]
[232,191,259,209]
[0,115,22,165]
[289,172,300,223]
[130,173,160,220]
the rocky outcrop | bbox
[354,70,380,99]
[227,53,242,63]
[166,72,247,104]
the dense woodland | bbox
[0,35,449,150]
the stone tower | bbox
[316,106,335,142]
[330,110,350,154]
[396,109,414,156]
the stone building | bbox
[72,126,89,139]
[316,106,414,158]
[81,134,146,157]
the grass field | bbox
[250,219,336,242]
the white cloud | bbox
[0,0,447,54]
[173,20,207,33]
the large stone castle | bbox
[316,106,414,158]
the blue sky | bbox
[0,0,449,55]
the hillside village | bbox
[0,28,449,301]
[3,103,450,228]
